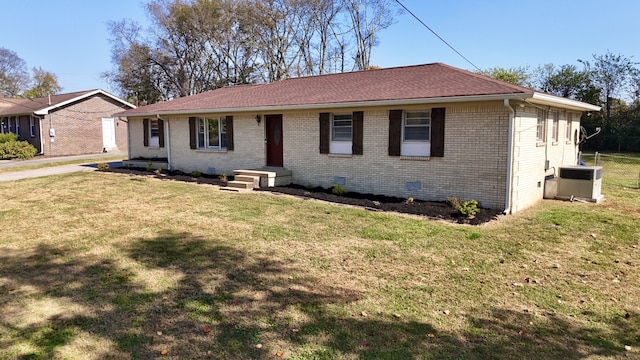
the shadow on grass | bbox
[0,231,636,359]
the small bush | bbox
[0,133,19,144]
[448,197,480,218]
[97,163,109,170]
[219,173,228,183]
[0,138,37,159]
[146,161,153,172]
[331,184,347,196]
[190,171,202,178]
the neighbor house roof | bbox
[118,63,601,117]
[0,89,136,116]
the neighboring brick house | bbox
[0,89,135,156]
[117,63,600,213]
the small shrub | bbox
[405,197,414,204]
[219,173,228,183]
[154,168,163,175]
[190,170,202,178]
[448,197,479,218]
[146,161,153,172]
[97,162,109,170]
[331,184,347,196]
[0,133,19,143]
[0,139,37,159]
[372,200,381,207]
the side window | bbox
[536,109,546,143]
[565,113,572,142]
[30,117,36,137]
[149,119,160,147]
[330,114,352,154]
[550,111,558,143]
[401,110,431,156]
[196,117,226,149]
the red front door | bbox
[266,114,283,167]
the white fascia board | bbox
[121,93,537,117]
[527,93,601,112]
[34,89,136,115]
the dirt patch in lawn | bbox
[102,167,501,224]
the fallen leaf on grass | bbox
[203,326,212,333]
[427,333,435,338]
[276,350,284,357]
[625,313,631,320]
[518,330,525,336]
[161,349,168,355]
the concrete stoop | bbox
[220,168,292,192]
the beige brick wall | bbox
[510,106,581,212]
[131,102,516,210]
[284,103,509,210]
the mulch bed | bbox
[102,167,501,225]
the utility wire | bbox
[393,0,482,72]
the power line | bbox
[393,0,482,72]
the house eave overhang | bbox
[34,89,136,115]
[119,92,601,118]
[118,94,524,117]
[526,93,601,112]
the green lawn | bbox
[0,170,638,359]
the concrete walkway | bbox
[0,152,126,182]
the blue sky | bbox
[1,0,638,93]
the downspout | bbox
[503,99,515,215]
[159,114,171,171]
[126,117,131,160]
[37,115,44,155]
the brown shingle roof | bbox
[0,89,135,116]
[0,90,98,116]
[118,63,600,116]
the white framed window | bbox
[197,117,226,149]
[536,109,546,143]
[30,116,36,137]
[565,113,573,143]
[330,114,352,154]
[402,110,430,156]
[550,111,559,143]
[148,118,160,147]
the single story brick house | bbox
[117,63,600,213]
[0,89,135,156]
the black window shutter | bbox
[388,110,402,156]
[352,111,363,155]
[225,115,234,151]
[143,118,149,147]
[189,117,197,149]
[158,119,165,148]
[319,113,330,154]
[431,107,445,157]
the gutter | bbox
[116,92,601,118]
[126,117,131,161]
[159,114,171,171]
[503,99,515,215]
[38,115,44,155]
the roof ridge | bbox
[437,63,533,93]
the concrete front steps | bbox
[221,168,292,192]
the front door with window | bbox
[266,114,283,167]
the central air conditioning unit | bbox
[556,166,604,202]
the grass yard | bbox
[0,170,638,359]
